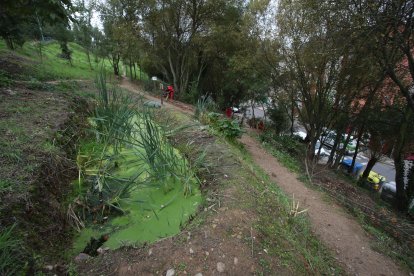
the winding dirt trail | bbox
[240,134,405,276]
[119,79,406,275]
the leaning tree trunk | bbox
[393,108,412,211]
[360,156,378,184]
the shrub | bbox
[267,106,290,135]
[207,112,242,140]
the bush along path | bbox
[76,80,345,275]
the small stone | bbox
[74,253,90,262]
[234,257,238,265]
[224,174,228,178]
[212,224,217,229]
[166,268,175,276]
[190,248,194,254]
[195,273,203,276]
[97,247,109,255]
[149,248,153,256]
[206,251,210,256]
[45,265,54,271]
[217,262,226,273]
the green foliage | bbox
[25,78,53,91]
[0,224,25,275]
[267,106,290,135]
[0,40,112,81]
[194,95,217,122]
[0,70,13,87]
[205,112,242,140]
[92,72,137,153]
[0,0,72,49]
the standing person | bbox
[167,85,174,100]
[165,85,175,101]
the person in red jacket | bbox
[165,85,174,100]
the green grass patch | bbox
[0,39,111,81]
[0,224,26,275]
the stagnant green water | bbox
[72,122,202,253]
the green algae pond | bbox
[71,107,202,253]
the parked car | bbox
[231,106,240,113]
[380,181,396,203]
[341,159,364,174]
[320,131,356,155]
[293,131,307,142]
[315,140,330,157]
[359,170,386,191]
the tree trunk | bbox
[327,132,342,166]
[407,162,414,201]
[360,156,378,182]
[394,155,408,211]
[5,37,15,50]
[168,49,179,96]
[290,96,295,135]
[392,108,412,211]
[86,51,92,69]
[139,59,142,80]
[133,62,137,80]
[113,55,120,76]
[349,125,364,174]
[129,59,133,81]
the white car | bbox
[293,131,307,141]
[315,141,330,157]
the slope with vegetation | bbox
[0,39,103,274]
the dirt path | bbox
[116,79,406,275]
[240,134,405,275]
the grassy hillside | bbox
[0,40,111,82]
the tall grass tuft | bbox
[92,71,137,154]
[0,224,24,275]
[195,95,216,123]
[131,110,197,196]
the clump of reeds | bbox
[68,71,200,230]
[195,95,216,123]
[92,72,137,154]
